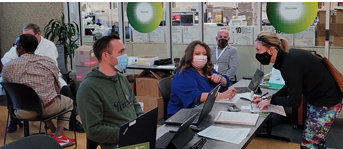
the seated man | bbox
[2,34,75,147]
[77,34,144,149]
[1,23,84,133]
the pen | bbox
[250,92,269,103]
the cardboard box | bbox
[136,70,171,97]
[317,24,343,46]
[317,35,343,46]
[136,56,159,66]
[136,96,164,120]
[75,46,99,67]
[318,10,333,24]
[335,9,343,24]
[76,66,93,81]
[124,74,138,95]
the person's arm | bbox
[76,84,119,144]
[1,47,18,65]
[212,69,230,91]
[225,47,239,81]
[172,71,204,108]
[43,40,59,66]
[270,65,303,107]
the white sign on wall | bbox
[293,26,316,46]
[132,29,149,42]
[172,26,182,43]
[228,26,254,45]
[204,26,220,45]
[262,26,294,46]
[183,26,199,43]
[149,26,165,43]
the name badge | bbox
[214,64,219,72]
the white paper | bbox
[294,26,316,46]
[216,95,240,104]
[228,26,254,45]
[183,26,199,43]
[172,26,182,43]
[204,26,220,45]
[132,29,149,42]
[250,103,286,117]
[268,68,285,85]
[214,111,259,126]
[262,26,293,46]
[198,126,250,144]
[149,26,165,43]
[156,65,175,69]
[241,106,251,110]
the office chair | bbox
[1,82,76,147]
[87,137,99,149]
[57,45,72,84]
[157,77,173,121]
[0,135,62,149]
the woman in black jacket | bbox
[252,31,342,149]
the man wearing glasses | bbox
[1,23,84,133]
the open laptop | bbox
[234,69,264,93]
[156,112,198,149]
[164,84,220,125]
[118,107,158,149]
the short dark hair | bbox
[23,23,41,34]
[93,34,121,61]
[174,40,214,77]
[17,34,38,53]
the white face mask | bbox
[192,55,207,69]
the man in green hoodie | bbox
[76,34,144,149]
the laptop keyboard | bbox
[180,109,201,123]
[156,132,175,149]
[235,87,251,93]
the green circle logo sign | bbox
[267,2,317,34]
[127,2,163,33]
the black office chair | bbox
[87,137,99,149]
[1,82,76,147]
[157,77,173,121]
[0,135,62,149]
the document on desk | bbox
[215,95,240,103]
[214,111,259,126]
[156,65,175,69]
[198,126,251,144]
[250,103,286,117]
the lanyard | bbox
[216,46,228,60]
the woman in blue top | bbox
[167,40,238,118]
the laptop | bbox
[118,108,158,149]
[156,112,198,149]
[164,84,220,125]
[235,69,264,93]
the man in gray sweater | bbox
[210,29,239,85]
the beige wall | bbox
[0,2,63,57]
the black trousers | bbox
[9,86,78,125]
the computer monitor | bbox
[112,26,131,41]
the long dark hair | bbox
[174,40,214,77]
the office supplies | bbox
[250,92,269,104]
[250,103,287,116]
[198,126,251,144]
[164,84,220,125]
[215,94,240,104]
[214,111,259,125]
[156,113,198,149]
[118,108,158,149]
[227,105,241,112]
[234,69,264,94]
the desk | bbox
[127,64,175,71]
[156,79,288,149]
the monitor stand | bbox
[255,87,262,95]
[169,128,194,149]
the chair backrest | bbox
[157,77,172,120]
[0,135,62,149]
[0,82,43,119]
[87,137,99,149]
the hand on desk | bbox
[252,97,270,110]
[218,88,237,100]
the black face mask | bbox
[255,51,272,65]
[218,39,228,48]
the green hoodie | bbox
[77,67,144,149]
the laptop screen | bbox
[119,108,158,149]
[197,84,221,123]
[248,69,264,91]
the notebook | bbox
[118,108,158,149]
[234,69,264,93]
[164,84,221,125]
[214,111,259,126]
[156,112,198,149]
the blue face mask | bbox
[113,54,128,72]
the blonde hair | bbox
[256,31,289,53]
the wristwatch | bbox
[263,96,272,101]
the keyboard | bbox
[235,87,251,93]
[156,132,175,149]
[179,109,201,123]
